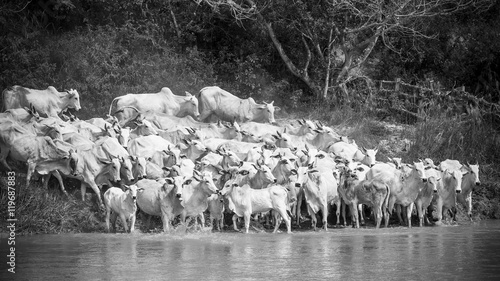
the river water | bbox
[1,220,500,280]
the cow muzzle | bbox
[422,178,428,183]
[456,190,461,194]
[433,190,437,193]
[476,182,481,186]
[273,179,277,183]
[295,183,301,188]
[142,175,147,179]
[176,193,182,198]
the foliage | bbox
[0,179,105,235]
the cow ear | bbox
[165,178,174,184]
[185,91,192,97]
[274,106,281,111]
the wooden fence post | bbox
[395,78,401,92]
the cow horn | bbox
[305,144,309,152]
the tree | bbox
[194,0,494,100]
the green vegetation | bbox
[0,1,499,234]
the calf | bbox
[456,163,480,221]
[415,167,440,227]
[340,171,390,228]
[104,185,144,233]
[220,180,292,234]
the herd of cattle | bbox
[0,85,481,234]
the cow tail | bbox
[383,184,390,214]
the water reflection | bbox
[5,221,500,280]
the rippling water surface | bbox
[2,220,500,280]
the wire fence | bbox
[363,78,500,124]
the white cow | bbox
[104,185,144,233]
[220,179,292,234]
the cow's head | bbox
[124,184,143,202]
[184,91,200,120]
[66,89,81,111]
[120,156,135,182]
[387,157,402,169]
[252,162,277,184]
[132,156,148,179]
[259,101,280,124]
[443,169,466,194]
[413,161,428,182]
[192,170,219,195]
[220,179,238,196]
[466,162,481,186]
[117,127,131,148]
[361,147,378,167]
[100,157,122,182]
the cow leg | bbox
[199,212,205,229]
[80,182,87,202]
[119,213,129,233]
[374,205,382,229]
[341,199,347,227]
[307,205,317,231]
[436,198,444,225]
[243,212,251,234]
[351,203,359,228]
[416,200,424,227]
[88,182,104,208]
[424,209,432,226]
[395,204,404,225]
[130,213,137,233]
[111,212,119,233]
[105,207,112,233]
[51,170,68,196]
[275,206,292,234]
[407,203,414,228]
[358,204,365,226]
[232,214,240,231]
[322,204,328,231]
[209,214,215,231]
[466,193,473,221]
[295,192,303,227]
[0,146,12,171]
[219,214,224,231]
[42,174,50,190]
[161,213,169,232]
[26,160,37,186]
